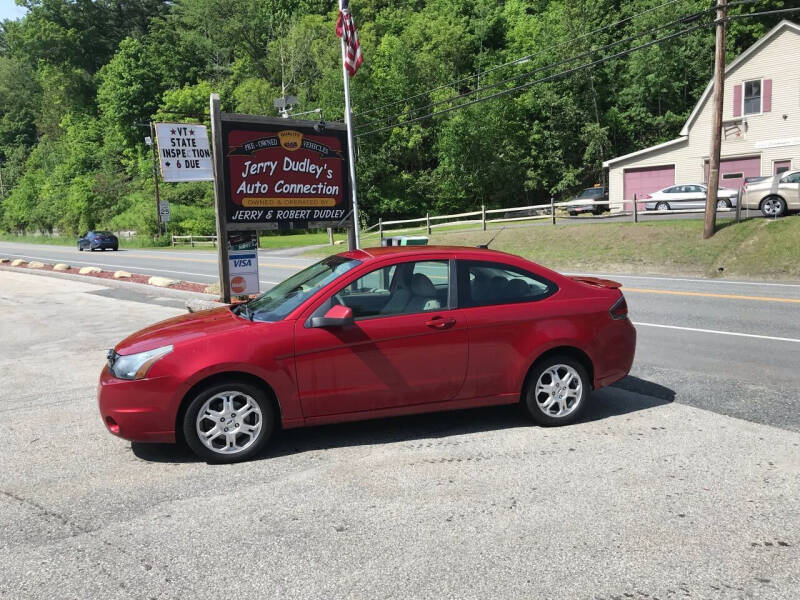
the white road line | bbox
[568,272,800,288]
[1,252,217,280]
[633,321,800,344]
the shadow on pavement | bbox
[131,375,674,464]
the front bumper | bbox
[98,367,178,443]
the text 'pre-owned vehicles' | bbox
[98,246,636,463]
[78,231,119,251]
[740,170,800,217]
[642,184,738,211]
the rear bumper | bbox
[98,367,178,443]
[594,318,636,389]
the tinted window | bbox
[665,186,680,194]
[458,260,557,308]
[336,260,449,319]
[579,188,604,198]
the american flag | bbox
[336,0,363,77]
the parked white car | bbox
[642,184,738,211]
[740,170,800,217]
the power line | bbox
[352,0,689,122]
[356,20,711,138]
[355,7,713,133]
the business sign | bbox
[755,137,800,149]
[220,116,349,230]
[227,231,259,296]
[158,200,171,223]
[155,123,214,182]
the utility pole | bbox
[0,165,5,200]
[704,0,727,239]
[149,121,162,238]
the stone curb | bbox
[0,264,221,307]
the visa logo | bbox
[233,259,252,267]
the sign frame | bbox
[218,112,351,232]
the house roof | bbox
[602,136,687,168]
[604,20,800,168]
[679,19,800,136]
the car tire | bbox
[522,354,590,427]
[655,201,670,211]
[78,245,83,251]
[182,380,275,463]
[716,198,731,209]
[568,211,577,217]
[760,196,786,218]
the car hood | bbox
[115,306,251,355]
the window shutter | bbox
[733,84,742,117]
[763,79,772,112]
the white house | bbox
[603,20,800,209]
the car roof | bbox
[336,245,525,262]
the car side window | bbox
[780,172,800,184]
[336,260,449,320]
[457,260,557,308]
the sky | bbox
[0,0,26,21]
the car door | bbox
[778,171,800,208]
[454,260,559,400]
[685,185,706,209]
[293,258,469,418]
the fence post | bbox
[426,212,431,236]
[481,205,486,231]
[551,198,556,225]
[171,235,176,247]
[633,194,639,223]
[191,234,195,248]
[327,227,334,245]
[378,218,383,244]
[736,187,742,223]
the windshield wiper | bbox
[233,303,254,321]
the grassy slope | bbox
[308,218,800,280]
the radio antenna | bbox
[477,227,506,249]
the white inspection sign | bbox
[155,122,214,182]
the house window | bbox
[722,172,743,180]
[743,80,761,115]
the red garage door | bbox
[704,156,761,191]
[623,165,675,207]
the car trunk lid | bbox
[568,276,622,289]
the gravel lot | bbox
[1,270,798,599]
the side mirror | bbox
[310,304,354,328]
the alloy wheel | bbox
[534,364,582,418]
[763,197,782,217]
[195,391,263,455]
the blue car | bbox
[78,231,119,251]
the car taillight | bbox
[639,194,651,200]
[610,295,628,320]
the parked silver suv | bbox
[741,170,800,217]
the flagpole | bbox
[339,0,361,250]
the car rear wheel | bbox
[761,196,786,218]
[182,381,274,463]
[655,201,670,211]
[716,198,731,209]
[522,355,589,426]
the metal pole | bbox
[551,198,556,225]
[736,186,742,222]
[704,0,727,239]
[210,94,232,303]
[149,122,162,238]
[378,217,383,244]
[339,0,360,250]
[481,205,486,231]
[633,194,639,223]
[426,212,431,236]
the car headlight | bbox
[107,345,173,380]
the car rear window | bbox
[457,260,557,308]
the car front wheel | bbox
[761,196,786,218]
[716,198,731,209]
[655,201,670,211]
[182,381,275,463]
[522,355,590,426]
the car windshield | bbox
[240,255,361,322]
[96,231,114,236]
[579,188,603,198]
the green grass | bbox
[257,230,347,249]
[307,217,800,280]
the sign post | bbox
[209,95,351,302]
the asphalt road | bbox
[1,268,798,599]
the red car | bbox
[99,246,635,463]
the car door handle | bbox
[425,316,456,329]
